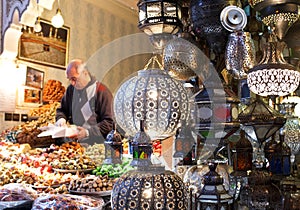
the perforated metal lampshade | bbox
[248,1,300,40]
[248,0,300,11]
[261,4,299,40]
[163,37,201,81]
[114,66,190,140]
[112,166,188,209]
[247,40,300,96]
[225,31,256,79]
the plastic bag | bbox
[0,183,37,209]
[31,194,104,210]
[0,183,37,201]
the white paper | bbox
[38,124,78,138]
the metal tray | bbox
[53,168,94,174]
[69,190,112,197]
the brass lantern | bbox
[247,38,300,97]
[232,129,253,173]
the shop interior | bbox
[0,0,300,209]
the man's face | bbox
[66,67,88,90]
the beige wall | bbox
[0,0,152,131]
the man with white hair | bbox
[55,59,114,144]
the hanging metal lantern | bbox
[248,0,300,10]
[114,56,190,140]
[163,37,200,81]
[173,122,196,158]
[238,96,286,145]
[248,1,300,40]
[260,3,299,40]
[225,31,256,80]
[247,38,300,97]
[232,129,253,172]
[137,0,183,36]
[194,84,240,140]
[264,134,291,176]
[239,167,284,209]
[183,159,232,195]
[111,166,188,210]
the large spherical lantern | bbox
[111,167,188,210]
[114,66,190,140]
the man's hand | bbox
[74,126,89,141]
[55,118,66,127]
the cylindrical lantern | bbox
[112,167,188,209]
[225,31,256,79]
[114,66,190,140]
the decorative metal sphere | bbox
[163,36,202,81]
[111,168,188,210]
[114,69,190,139]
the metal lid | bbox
[220,5,247,32]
